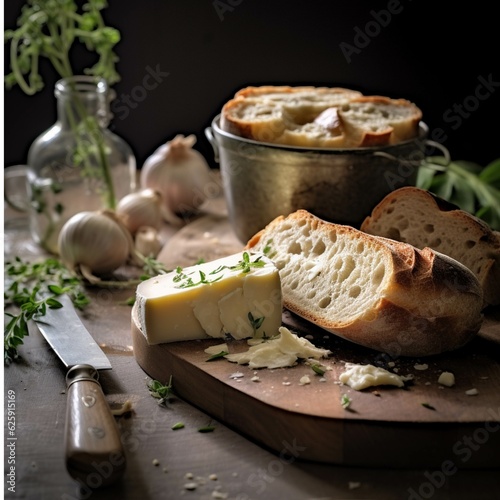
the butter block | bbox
[135,252,282,344]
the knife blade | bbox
[34,294,126,487]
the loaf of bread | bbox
[360,186,500,307]
[221,85,423,148]
[246,210,483,357]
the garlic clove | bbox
[116,188,163,235]
[134,226,163,258]
[58,209,134,276]
[139,134,213,221]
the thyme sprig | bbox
[4,257,89,364]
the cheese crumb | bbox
[438,372,455,387]
[204,344,229,355]
[152,459,159,466]
[225,326,330,369]
[339,363,407,390]
[299,375,311,385]
[251,376,261,382]
[465,388,479,396]
[209,473,218,481]
[184,482,198,491]
[414,363,429,371]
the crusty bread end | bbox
[246,210,483,357]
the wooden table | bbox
[4,197,500,500]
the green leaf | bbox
[171,422,185,430]
[206,351,229,362]
[480,159,500,189]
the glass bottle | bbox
[26,75,136,254]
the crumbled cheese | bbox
[184,482,198,491]
[229,372,244,379]
[339,363,408,390]
[299,375,311,385]
[251,376,261,382]
[414,363,429,371]
[152,459,159,466]
[204,344,229,355]
[465,388,479,396]
[224,326,330,369]
[438,372,455,387]
[209,473,218,481]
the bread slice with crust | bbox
[220,86,423,148]
[246,210,483,357]
[338,96,423,147]
[361,186,500,307]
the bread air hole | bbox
[307,290,316,299]
[372,263,386,286]
[465,240,476,249]
[290,279,299,290]
[424,224,435,233]
[430,238,442,247]
[386,228,401,240]
[312,239,326,255]
[339,256,355,280]
[318,296,331,308]
[398,219,409,230]
[288,241,301,254]
[349,285,361,298]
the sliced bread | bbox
[360,186,500,307]
[246,210,483,357]
[220,85,423,148]
[338,96,423,147]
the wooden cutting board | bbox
[134,213,500,468]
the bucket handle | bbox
[372,140,451,169]
[204,127,220,163]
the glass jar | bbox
[25,75,136,254]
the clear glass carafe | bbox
[26,76,136,253]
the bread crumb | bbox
[185,472,194,479]
[465,388,479,396]
[162,467,168,473]
[184,482,198,491]
[110,400,133,416]
[251,375,261,382]
[152,459,159,466]
[212,491,228,499]
[349,481,361,489]
[438,372,455,387]
[209,473,218,481]
[387,362,395,367]
[229,372,244,379]
[282,381,291,386]
[299,375,311,385]
[319,377,327,383]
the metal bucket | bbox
[206,114,432,243]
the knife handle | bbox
[64,364,126,487]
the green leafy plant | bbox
[4,257,89,364]
[148,376,174,407]
[4,0,122,210]
[417,156,500,230]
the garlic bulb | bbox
[134,226,162,258]
[116,189,163,235]
[58,210,134,277]
[140,134,213,224]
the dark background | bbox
[4,1,499,170]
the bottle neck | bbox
[55,76,111,130]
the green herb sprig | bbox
[4,257,89,364]
[5,0,122,211]
[148,376,174,407]
[417,156,500,230]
